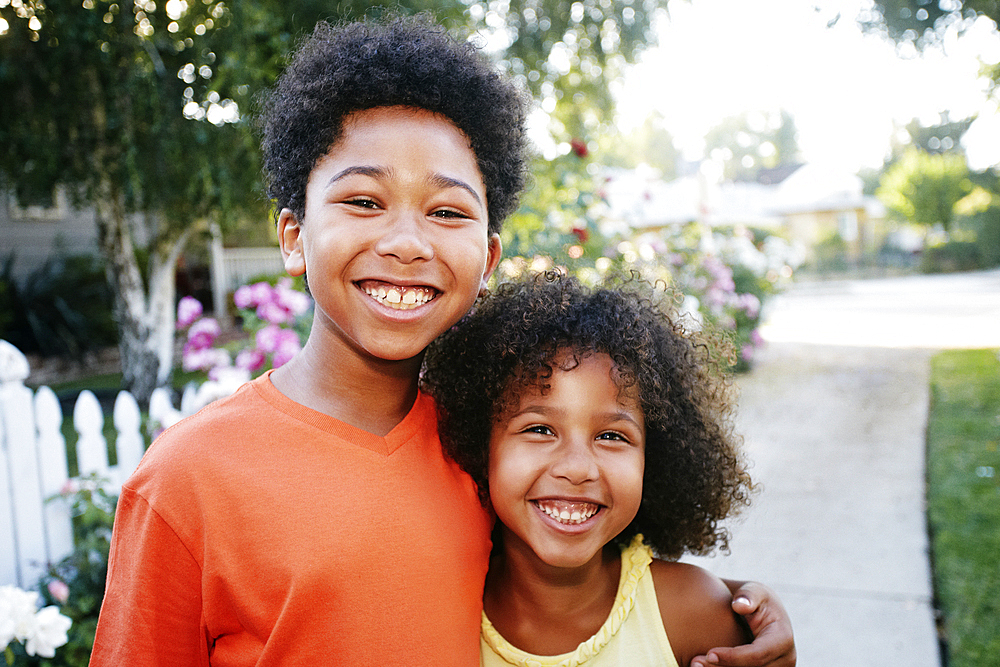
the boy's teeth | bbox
[363,284,435,310]
[535,501,599,525]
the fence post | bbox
[74,390,109,479]
[34,386,74,566]
[0,339,47,588]
[113,390,145,487]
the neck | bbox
[483,532,621,656]
[269,333,422,437]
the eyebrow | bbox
[511,405,644,430]
[325,165,484,207]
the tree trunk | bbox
[95,186,192,407]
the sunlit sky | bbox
[613,0,1000,172]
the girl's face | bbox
[488,352,645,571]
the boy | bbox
[91,16,793,666]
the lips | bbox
[532,500,602,525]
[358,280,439,310]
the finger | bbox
[704,644,794,667]
[732,595,756,615]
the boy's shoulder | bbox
[135,377,275,479]
[649,559,750,665]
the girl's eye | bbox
[522,425,554,436]
[431,208,469,220]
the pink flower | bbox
[257,300,292,325]
[274,278,311,316]
[739,293,761,319]
[176,296,203,329]
[249,281,274,307]
[272,331,302,367]
[47,579,70,604]
[233,284,254,310]
[235,348,266,373]
[182,346,230,372]
[186,318,221,350]
[741,344,755,362]
[255,323,283,354]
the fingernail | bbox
[735,596,751,606]
[707,652,719,664]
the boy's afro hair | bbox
[421,271,754,559]
[258,15,530,235]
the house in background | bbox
[601,161,888,263]
[1,190,100,282]
[1,191,282,320]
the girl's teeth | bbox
[537,502,599,525]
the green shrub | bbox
[810,231,849,272]
[0,254,117,357]
[973,208,1000,268]
[920,241,983,273]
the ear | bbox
[277,208,306,277]
[480,233,503,292]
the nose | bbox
[374,209,434,264]
[550,436,600,485]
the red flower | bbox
[570,138,588,158]
[572,226,589,243]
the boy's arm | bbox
[690,580,796,667]
[651,562,751,667]
[90,487,209,666]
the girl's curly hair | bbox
[257,15,530,235]
[421,271,753,559]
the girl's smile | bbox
[488,352,646,571]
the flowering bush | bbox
[177,277,312,383]
[1,585,72,664]
[9,475,118,667]
[498,220,802,371]
[164,278,312,426]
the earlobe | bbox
[481,233,503,291]
[278,208,307,277]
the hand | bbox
[690,581,796,667]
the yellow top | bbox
[480,535,679,667]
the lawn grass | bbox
[927,349,1000,667]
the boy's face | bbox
[488,353,645,571]
[278,106,502,363]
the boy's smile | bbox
[488,353,645,571]
[278,106,502,365]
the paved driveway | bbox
[683,269,1000,666]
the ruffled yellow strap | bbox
[481,535,652,667]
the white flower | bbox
[24,606,73,658]
[0,585,72,658]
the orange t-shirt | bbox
[91,372,492,666]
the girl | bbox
[422,271,757,666]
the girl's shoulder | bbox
[649,559,750,666]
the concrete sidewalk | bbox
[684,269,1000,666]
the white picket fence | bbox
[0,340,190,590]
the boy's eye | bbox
[596,431,628,443]
[344,197,380,209]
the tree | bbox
[877,147,980,234]
[860,1,999,50]
[0,0,669,403]
[703,109,800,182]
